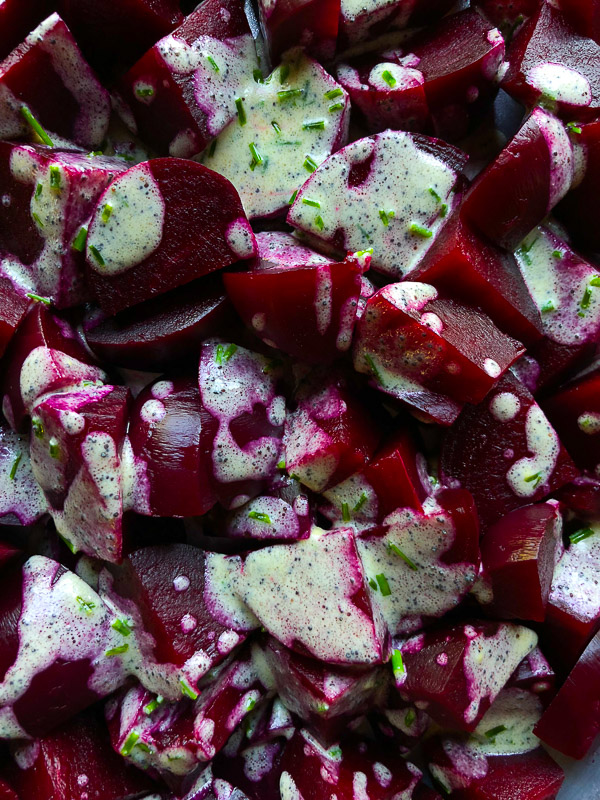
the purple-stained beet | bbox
[440,371,579,528]
[258,0,339,62]
[0,0,51,62]
[127,376,216,518]
[508,646,556,700]
[85,158,256,315]
[338,0,455,48]
[0,278,29,359]
[0,423,47,526]
[480,501,562,622]
[473,0,541,36]
[0,14,111,149]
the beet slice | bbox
[508,646,556,699]
[257,0,339,62]
[480,501,562,622]
[85,158,256,315]
[502,2,600,121]
[127,376,216,518]
[0,423,47,526]
[0,0,51,61]
[0,13,110,149]
[338,0,455,47]
[472,0,541,35]
[461,108,574,249]
[83,274,235,371]
[0,278,29,359]
[440,371,578,528]
[224,475,312,542]
[556,0,600,43]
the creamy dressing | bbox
[533,109,574,209]
[203,552,260,631]
[0,426,47,525]
[227,496,302,539]
[506,405,560,498]
[489,392,520,422]
[324,473,378,525]
[368,62,424,91]
[578,412,600,434]
[549,523,600,622]
[469,687,542,756]
[288,131,459,277]
[526,63,592,108]
[340,0,415,43]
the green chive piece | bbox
[89,245,105,267]
[302,197,320,208]
[277,460,286,469]
[552,249,563,259]
[135,86,155,98]
[206,55,219,72]
[253,69,264,83]
[249,141,263,170]
[101,203,113,223]
[180,679,198,700]
[391,649,404,675]
[32,212,44,228]
[440,203,448,217]
[379,209,395,226]
[35,183,43,199]
[324,88,343,100]
[136,742,152,754]
[223,343,237,361]
[381,69,397,88]
[32,419,44,439]
[235,97,246,126]
[388,542,418,570]
[76,596,96,613]
[248,510,271,524]
[207,140,217,158]
[49,439,60,459]
[376,573,391,596]
[524,471,542,488]
[541,300,555,313]
[71,226,88,252]
[143,697,162,715]
[409,222,432,238]
[279,64,290,84]
[581,286,593,310]
[364,352,382,384]
[429,187,442,203]
[303,120,325,130]
[404,708,416,727]
[49,165,61,190]
[215,344,224,365]
[26,292,51,305]
[314,215,324,231]
[329,746,342,758]
[328,102,344,112]
[245,697,257,712]
[106,644,129,657]
[353,492,368,513]
[341,502,351,522]
[517,246,532,266]
[271,120,282,134]
[590,275,600,287]
[9,453,22,480]
[288,189,298,205]
[566,122,582,134]
[120,731,139,756]
[277,88,303,102]
[569,527,595,544]
[112,619,132,636]
[356,247,374,258]
[485,725,507,739]
[20,106,53,146]
[303,155,318,173]
[368,578,378,591]
[59,534,77,554]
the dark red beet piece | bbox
[258,0,340,63]
[85,158,256,315]
[0,567,23,684]
[481,501,562,622]
[0,279,29,359]
[0,0,51,61]
[556,119,600,253]
[472,0,541,36]
[508,646,556,699]
[83,274,235,371]
[128,376,216,518]
[556,475,600,520]
[440,371,578,528]
[557,0,600,43]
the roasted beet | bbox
[0,0,51,61]
[258,0,339,62]
[0,278,29,359]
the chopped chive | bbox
[439,203,448,217]
[381,69,397,88]
[485,725,507,739]
[32,418,44,439]
[409,222,432,238]
[135,86,155,98]
[570,527,595,544]
[248,141,263,170]
[356,247,374,258]
[302,197,320,208]
[552,249,563,259]
[566,122,582,134]
[271,120,282,134]
[59,534,77,554]
[206,55,219,72]
[89,245,105,267]
[517,246,532,266]
[303,120,325,130]
[277,88,303,102]
[590,275,600,287]
[288,189,298,205]
[303,155,318,173]
[341,502,351,522]
[379,209,395,226]
[364,353,382,384]
[391,649,404,675]
[26,292,51,305]
[106,644,129,657]
[279,64,290,84]
[49,165,61,190]
[49,439,60,459]
[329,746,342,758]
[35,183,43,199]
[353,492,367,513]
[9,453,22,480]
[263,357,283,374]
[115,153,135,162]
[207,139,217,158]
[376,573,391,596]
[32,212,44,228]
[524,471,542,488]
[324,88,343,100]
[20,106,53,146]
[290,473,301,481]
[101,203,113,223]
[316,701,329,714]
[541,300,555,313]
[404,708,416,727]
[277,460,286,469]
[143,697,163,715]
[223,343,237,361]
[235,97,246,126]
[112,618,132,636]
[248,510,271,524]
[368,578,378,591]
[328,102,344,112]
[581,286,593,310]
[180,679,198,700]
[71,226,88,252]
[314,215,324,231]
[136,742,152,754]
[76,596,96,613]
[253,69,264,83]
[245,697,257,712]
[429,187,442,203]
[215,344,224,364]
[388,542,418,570]
[120,731,139,756]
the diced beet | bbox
[224,250,367,364]
[0,142,128,308]
[372,691,432,756]
[410,216,544,347]
[396,621,538,731]
[557,0,600,43]
[56,0,183,76]
[86,158,256,315]
[258,0,339,62]
[542,362,600,472]
[0,278,29,358]
[440,371,579,528]
[254,635,387,741]
[461,108,574,249]
[555,119,600,253]
[30,385,130,562]
[118,0,258,158]
[0,14,110,149]
[0,0,51,61]
[283,371,381,492]
[541,523,600,675]
[502,2,600,121]
[6,709,155,800]
[252,231,335,270]
[480,501,562,622]
[338,0,455,47]
[110,544,258,698]
[202,52,350,220]
[557,476,600,525]
[508,646,556,699]
[211,737,286,800]
[353,282,525,421]
[238,526,387,664]
[224,476,312,542]
[472,0,541,36]
[198,342,285,509]
[287,130,467,279]
[127,376,216,518]
[0,423,47,526]
[527,334,597,393]
[534,627,600,758]
[323,424,429,525]
[0,556,131,739]
[83,274,235,371]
